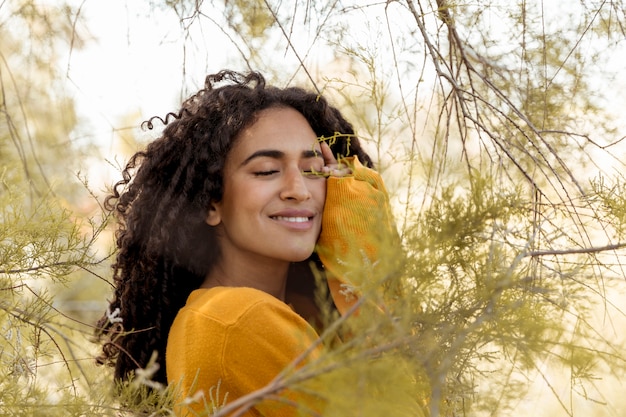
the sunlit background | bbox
[3,0,626,415]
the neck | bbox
[202,254,290,300]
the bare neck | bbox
[201,254,290,301]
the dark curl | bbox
[95,70,373,385]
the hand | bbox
[320,142,352,178]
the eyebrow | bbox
[241,149,321,166]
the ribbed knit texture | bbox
[166,287,321,416]
[316,156,399,315]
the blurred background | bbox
[1,1,625,416]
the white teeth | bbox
[273,216,309,223]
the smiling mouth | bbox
[271,216,312,223]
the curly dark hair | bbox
[95,70,373,385]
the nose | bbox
[280,167,312,201]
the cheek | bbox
[310,180,327,205]
[223,181,276,219]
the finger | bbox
[320,141,352,177]
[320,141,338,168]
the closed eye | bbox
[254,170,279,176]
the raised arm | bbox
[316,143,401,315]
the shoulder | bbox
[167,286,319,383]
[169,286,319,348]
[166,286,316,377]
[167,288,322,414]
[180,286,296,326]
[173,287,318,349]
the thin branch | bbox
[0,258,108,275]
[525,242,626,258]
[261,0,320,94]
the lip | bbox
[269,209,317,230]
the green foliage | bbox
[1,1,115,415]
[1,189,90,280]
[0,189,110,416]
[224,0,274,39]
[591,175,626,239]
[2,0,626,416]
[397,169,626,415]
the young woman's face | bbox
[207,106,327,265]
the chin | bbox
[285,248,315,263]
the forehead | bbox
[228,107,321,161]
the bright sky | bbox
[68,1,220,133]
[68,0,626,163]
[64,0,243,185]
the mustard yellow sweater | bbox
[166,157,397,416]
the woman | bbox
[96,70,397,416]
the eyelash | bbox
[253,169,324,178]
[254,170,279,177]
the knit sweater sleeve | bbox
[315,156,400,315]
